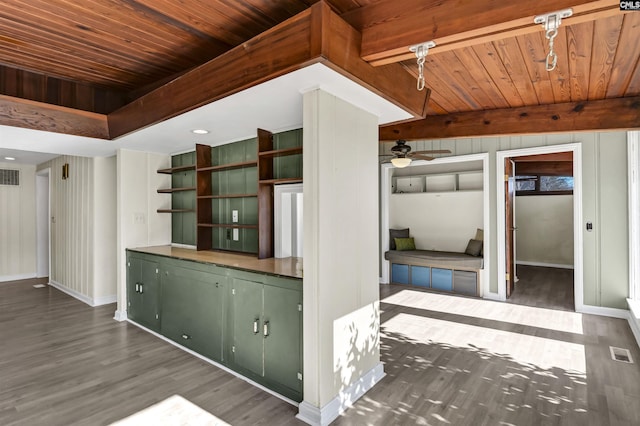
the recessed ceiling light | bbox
[4,157,15,161]
[191,129,209,135]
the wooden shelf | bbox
[157,209,195,213]
[258,147,302,159]
[197,193,258,199]
[157,187,196,193]
[197,223,258,229]
[197,160,257,173]
[259,177,302,185]
[157,164,195,174]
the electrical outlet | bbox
[233,228,239,241]
[133,212,146,224]
[232,210,239,223]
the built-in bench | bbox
[385,250,483,296]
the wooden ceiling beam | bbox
[379,96,640,140]
[345,0,624,66]
[0,95,109,139]
[515,161,573,176]
[109,1,427,139]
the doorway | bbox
[274,183,303,258]
[36,168,50,279]
[497,144,583,310]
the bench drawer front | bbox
[411,266,430,288]
[392,264,409,284]
[454,270,477,295]
[432,268,453,291]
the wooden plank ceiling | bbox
[0,0,637,139]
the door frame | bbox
[274,183,303,258]
[35,167,51,279]
[496,143,583,309]
[380,152,491,297]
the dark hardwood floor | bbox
[2,278,639,425]
[509,265,575,311]
[0,278,301,426]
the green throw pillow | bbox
[394,237,416,251]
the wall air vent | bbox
[0,169,19,186]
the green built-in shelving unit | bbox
[179,128,303,256]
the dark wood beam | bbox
[344,0,623,66]
[379,97,640,140]
[515,161,573,176]
[515,152,574,162]
[0,95,109,139]
[109,1,427,139]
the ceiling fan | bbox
[381,140,451,168]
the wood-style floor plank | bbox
[2,278,639,425]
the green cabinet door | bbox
[230,278,264,377]
[127,256,160,332]
[161,265,226,362]
[263,285,302,395]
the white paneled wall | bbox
[36,156,117,305]
[0,162,36,281]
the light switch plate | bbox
[232,210,238,223]
[233,228,239,241]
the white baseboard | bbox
[627,299,640,350]
[516,261,574,270]
[577,304,629,319]
[113,309,128,322]
[483,292,502,301]
[296,363,385,426]
[93,294,117,306]
[126,319,298,407]
[49,280,114,308]
[49,280,94,306]
[0,273,37,283]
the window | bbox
[515,174,573,195]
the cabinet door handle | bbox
[135,283,139,293]
[263,321,270,337]
[181,334,190,340]
[139,283,144,294]
[253,318,259,334]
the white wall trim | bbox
[0,273,37,283]
[483,291,502,301]
[577,304,629,320]
[380,152,491,297]
[93,294,117,306]
[496,143,583,307]
[35,167,51,279]
[126,319,299,407]
[296,363,385,426]
[113,310,128,321]
[516,261,574,270]
[49,280,94,306]
[628,131,639,302]
[627,298,640,350]
[275,183,304,258]
[49,280,115,307]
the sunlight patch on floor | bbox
[109,395,229,426]
[383,312,586,375]
[382,289,584,335]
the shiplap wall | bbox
[36,156,117,304]
[0,162,36,281]
[381,131,629,309]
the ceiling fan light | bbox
[391,157,412,168]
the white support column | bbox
[297,89,384,426]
